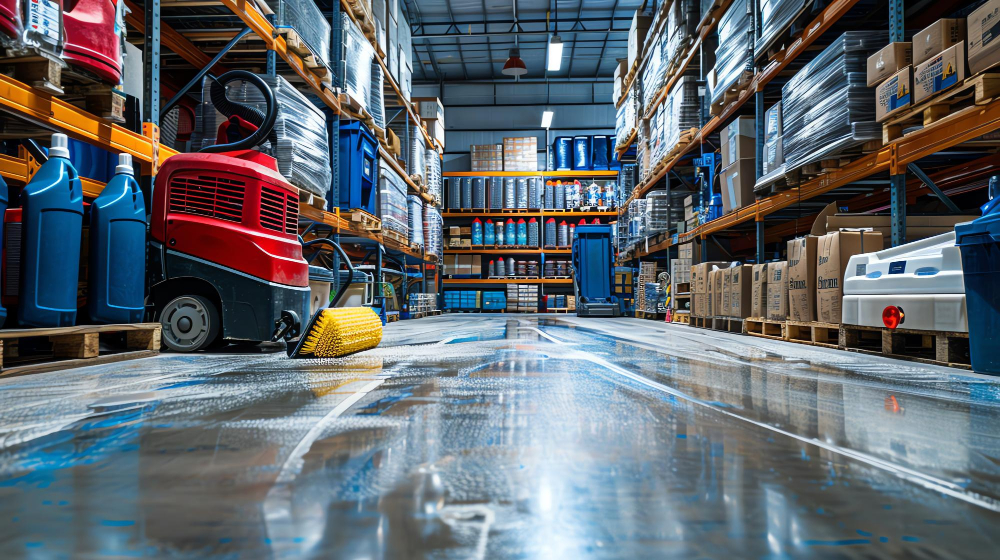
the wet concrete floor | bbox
[1,315,999,559]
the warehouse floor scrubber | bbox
[571,224,620,317]
[150,70,381,357]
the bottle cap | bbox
[116,153,134,176]
[49,133,70,159]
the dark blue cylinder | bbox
[19,134,83,327]
[461,178,472,209]
[592,136,610,170]
[472,177,486,208]
[554,137,572,170]
[488,178,502,209]
[573,136,592,170]
[89,155,146,324]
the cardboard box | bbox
[415,97,444,121]
[721,266,733,318]
[457,255,473,275]
[678,243,693,260]
[875,66,913,122]
[787,236,818,322]
[692,261,726,294]
[720,159,755,214]
[968,0,1000,75]
[471,255,482,276]
[708,268,721,318]
[730,264,752,319]
[751,263,768,318]
[628,12,653,68]
[867,42,912,86]
[913,19,966,66]
[721,116,755,167]
[816,230,884,324]
[443,254,458,275]
[692,293,705,317]
[913,42,966,104]
[822,212,980,246]
[767,261,788,320]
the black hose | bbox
[200,70,279,153]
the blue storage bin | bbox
[553,137,572,170]
[591,136,610,170]
[573,136,592,170]
[338,121,378,214]
[956,189,1000,375]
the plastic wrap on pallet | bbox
[472,177,486,208]
[369,60,385,129]
[516,178,528,208]
[489,178,503,209]
[191,74,332,198]
[380,165,409,238]
[265,0,331,69]
[388,120,426,181]
[662,75,700,154]
[422,205,443,258]
[340,12,372,113]
[641,37,666,109]
[0,0,65,58]
[527,177,540,209]
[712,0,753,105]
[758,0,807,55]
[616,88,638,148]
[407,195,424,248]
[782,31,887,170]
[459,177,471,209]
[424,147,442,201]
[503,178,515,208]
[646,191,670,233]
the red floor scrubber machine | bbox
[149,71,310,351]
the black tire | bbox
[159,295,221,352]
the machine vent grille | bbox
[260,186,298,234]
[168,175,245,223]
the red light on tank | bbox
[882,306,905,329]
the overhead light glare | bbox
[541,110,554,128]
[547,35,563,71]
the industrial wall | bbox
[412,82,616,171]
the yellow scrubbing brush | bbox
[289,307,383,359]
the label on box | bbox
[913,43,965,104]
[28,0,61,42]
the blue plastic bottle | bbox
[517,219,527,246]
[471,218,483,246]
[505,219,515,246]
[0,176,7,327]
[484,219,495,245]
[19,134,84,327]
[495,220,504,245]
[89,154,147,324]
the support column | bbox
[889,0,904,42]
[266,15,278,76]
[143,0,160,126]
[890,173,907,247]
[756,219,765,263]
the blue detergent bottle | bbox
[89,154,146,324]
[484,219,495,245]
[19,134,84,327]
[517,219,527,246]
[0,176,8,327]
[471,218,483,246]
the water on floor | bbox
[1,315,999,559]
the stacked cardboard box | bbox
[692,261,727,317]
[637,262,660,313]
[969,0,1000,75]
[503,137,538,171]
[727,264,752,319]
[870,42,913,121]
[815,230,883,323]
[720,117,755,214]
[767,261,789,320]
[415,97,446,147]
[751,263,768,319]
[614,59,628,101]
[628,11,653,69]
[471,144,504,172]
[787,236,818,322]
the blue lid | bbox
[955,178,1000,245]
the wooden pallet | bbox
[636,310,664,320]
[839,324,971,369]
[744,317,786,340]
[883,73,1000,143]
[339,93,375,128]
[0,323,161,377]
[343,209,382,233]
[383,228,409,247]
[711,317,744,333]
[298,190,326,211]
[275,28,331,84]
[710,70,755,116]
[691,315,711,328]
[546,308,571,314]
[785,320,840,349]
[673,313,690,324]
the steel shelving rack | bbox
[613,0,996,265]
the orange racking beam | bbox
[124,0,229,74]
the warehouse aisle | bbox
[1,315,999,559]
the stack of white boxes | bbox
[503,137,538,171]
[506,284,540,312]
[671,243,693,315]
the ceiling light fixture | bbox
[502,48,527,76]
[547,35,563,72]
[541,110,554,128]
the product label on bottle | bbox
[26,0,61,42]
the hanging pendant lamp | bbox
[502,48,527,76]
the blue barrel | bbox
[495,220,504,245]
[574,136,592,170]
[19,134,83,327]
[488,179,502,209]
[472,177,486,208]
[528,218,539,247]
[517,219,527,246]
[505,219,515,245]
[447,177,461,209]
[545,218,557,247]
[472,218,483,245]
[956,187,1000,374]
[554,137,572,170]
[484,219,495,245]
[504,178,515,208]
[516,178,528,209]
[461,178,472,209]
[0,176,7,327]
[89,154,146,324]
[555,182,566,209]
[592,136,610,170]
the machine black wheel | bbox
[159,295,221,352]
